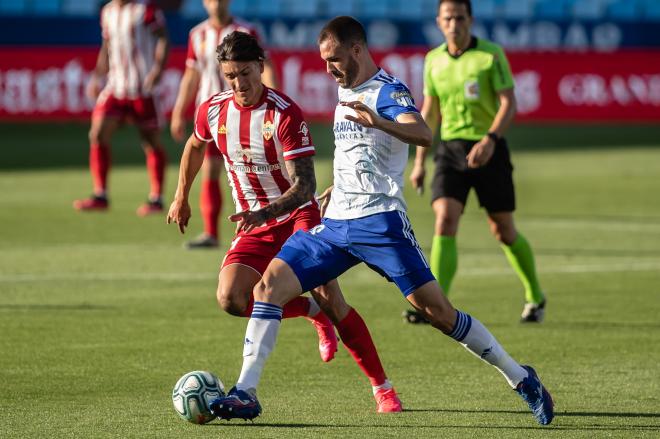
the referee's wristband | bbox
[487,132,500,143]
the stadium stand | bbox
[607,0,642,21]
[2,0,660,22]
[0,0,27,14]
[502,0,535,20]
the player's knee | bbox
[216,285,248,317]
[252,278,275,303]
[435,214,458,235]
[427,309,456,334]
[490,222,516,245]
[88,127,101,145]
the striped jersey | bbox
[186,18,261,106]
[193,87,316,226]
[100,0,166,99]
[325,68,419,220]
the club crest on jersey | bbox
[464,80,480,100]
[218,124,227,135]
[262,120,274,141]
[299,122,310,146]
[390,90,414,107]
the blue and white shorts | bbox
[276,210,435,296]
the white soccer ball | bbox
[172,370,225,424]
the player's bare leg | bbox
[137,127,167,216]
[404,197,461,323]
[217,264,262,317]
[407,280,553,425]
[210,259,401,419]
[186,155,223,249]
[217,262,337,362]
[488,211,546,322]
[74,114,120,211]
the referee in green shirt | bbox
[409,0,546,323]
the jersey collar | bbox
[445,36,478,59]
[232,86,268,111]
[350,68,385,92]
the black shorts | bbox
[430,138,515,212]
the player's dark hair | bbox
[216,31,265,63]
[318,16,367,47]
[438,0,472,16]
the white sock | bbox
[306,295,321,317]
[372,379,392,395]
[449,310,528,388]
[236,302,283,392]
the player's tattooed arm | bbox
[260,156,316,221]
[228,156,316,233]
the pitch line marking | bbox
[1,262,659,283]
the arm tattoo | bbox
[259,156,316,221]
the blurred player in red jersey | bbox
[167,31,402,413]
[171,0,278,249]
[74,0,170,216]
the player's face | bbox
[221,60,265,107]
[203,0,230,19]
[437,2,473,45]
[320,38,360,89]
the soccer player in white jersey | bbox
[170,0,278,249]
[74,0,170,216]
[210,17,554,426]
[167,31,402,414]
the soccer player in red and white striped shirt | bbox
[74,0,170,216]
[171,0,278,249]
[167,31,401,413]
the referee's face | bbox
[437,2,473,46]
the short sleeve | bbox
[144,3,166,32]
[376,82,419,121]
[491,46,515,92]
[277,103,315,160]
[185,34,199,70]
[423,54,437,97]
[193,99,213,142]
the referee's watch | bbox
[487,132,500,143]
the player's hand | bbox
[143,68,163,94]
[340,101,381,129]
[317,185,333,217]
[409,163,426,195]
[170,115,186,143]
[86,75,102,101]
[166,199,191,234]
[466,136,496,168]
[229,210,267,234]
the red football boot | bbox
[73,195,109,211]
[375,387,403,413]
[136,199,164,217]
[306,312,338,362]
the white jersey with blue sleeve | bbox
[325,69,419,220]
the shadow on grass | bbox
[201,407,660,431]
[206,422,660,432]
[0,303,113,311]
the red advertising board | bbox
[0,47,658,122]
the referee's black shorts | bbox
[430,138,516,212]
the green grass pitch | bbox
[1,123,659,438]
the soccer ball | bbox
[172,370,225,424]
